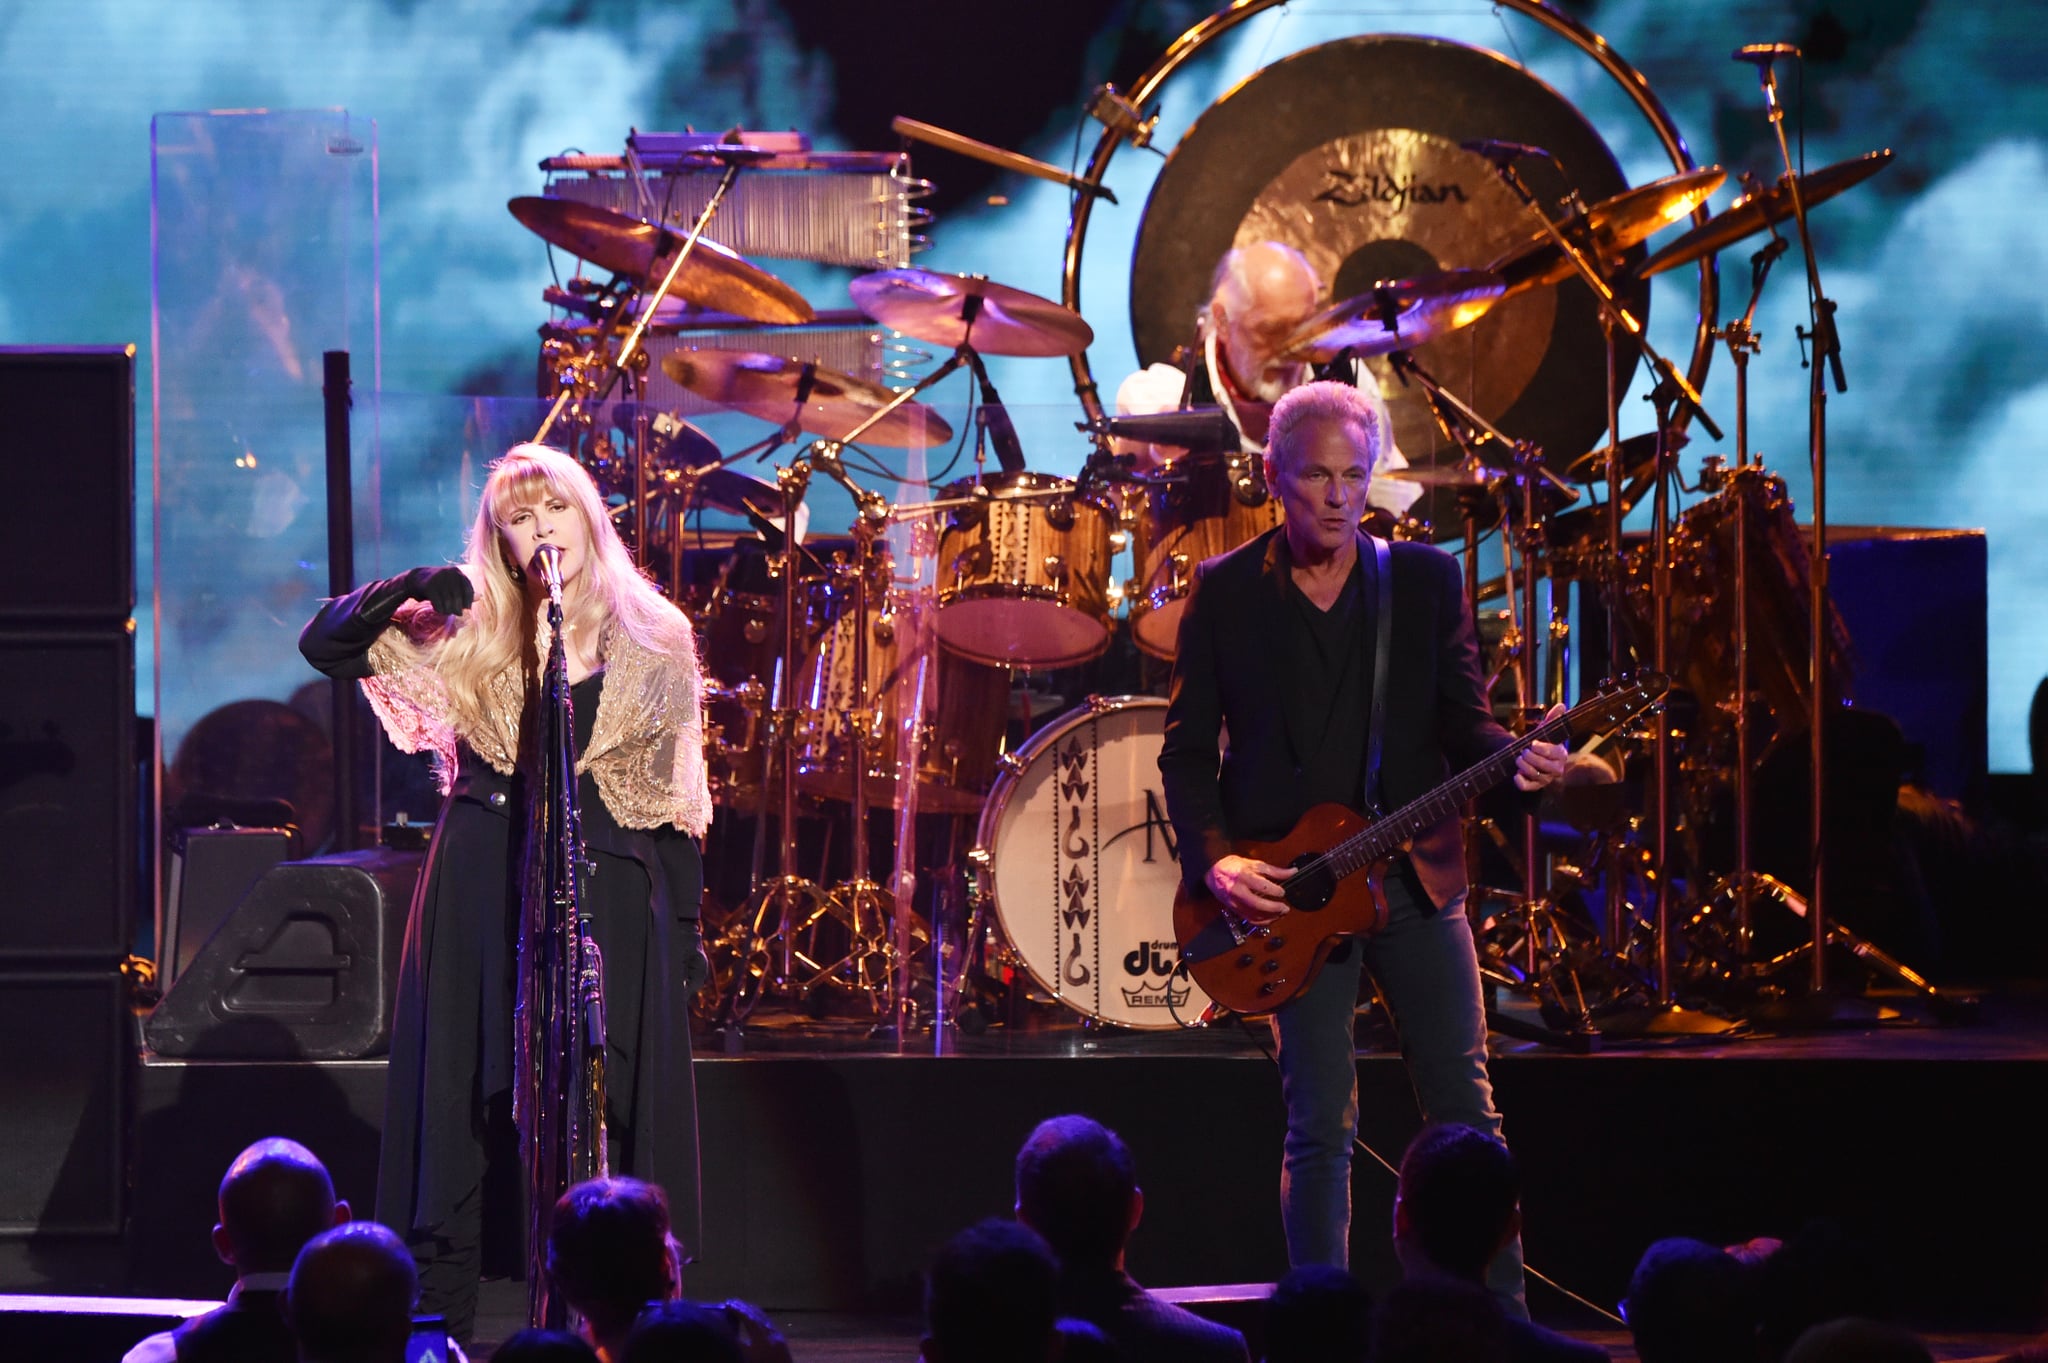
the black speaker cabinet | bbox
[0,346,134,623]
[162,826,293,988]
[0,969,128,1236]
[144,847,421,1060]
[0,631,136,962]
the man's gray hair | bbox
[1268,380,1386,468]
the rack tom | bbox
[935,471,1113,668]
[1127,455,1282,660]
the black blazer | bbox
[1158,526,1516,910]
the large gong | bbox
[1131,34,1644,513]
[1062,0,1719,533]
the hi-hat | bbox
[1637,150,1894,278]
[1488,166,1727,297]
[661,350,954,447]
[1280,270,1506,363]
[850,269,1094,356]
[508,196,813,325]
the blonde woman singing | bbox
[300,444,711,1341]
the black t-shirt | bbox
[1282,553,1373,814]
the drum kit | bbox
[505,20,1935,1039]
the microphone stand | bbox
[1746,48,1844,1005]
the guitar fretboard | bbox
[1307,677,1661,885]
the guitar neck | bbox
[1325,716,1572,879]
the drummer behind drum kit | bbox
[506,26,1948,1038]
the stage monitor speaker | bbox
[0,631,136,963]
[162,827,292,988]
[0,970,129,1236]
[143,847,422,1061]
[0,346,135,623]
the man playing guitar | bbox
[1156,380,1567,1306]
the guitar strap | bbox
[1364,534,1392,815]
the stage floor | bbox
[13,980,2042,1345]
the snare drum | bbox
[972,696,1213,1028]
[935,471,1113,668]
[794,595,1012,815]
[1127,455,1283,660]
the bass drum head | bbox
[976,697,1213,1029]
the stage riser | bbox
[31,1050,2046,1330]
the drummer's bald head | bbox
[1208,243,1321,325]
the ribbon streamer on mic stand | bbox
[516,541,609,1328]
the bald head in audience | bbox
[216,1137,350,1274]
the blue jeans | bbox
[1270,873,1528,1313]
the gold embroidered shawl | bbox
[357,608,712,838]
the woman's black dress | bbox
[373,671,705,1331]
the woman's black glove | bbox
[299,566,474,680]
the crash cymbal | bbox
[1489,166,1726,298]
[1382,459,1502,488]
[1280,270,1506,363]
[1637,149,1895,278]
[659,350,953,447]
[849,269,1093,357]
[508,196,813,325]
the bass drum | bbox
[973,697,1213,1029]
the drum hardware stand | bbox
[716,456,834,1030]
[1476,154,1736,1037]
[1385,349,1601,1047]
[1599,377,1740,1037]
[1699,218,1789,965]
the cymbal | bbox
[849,269,1093,357]
[660,350,954,447]
[1562,432,1662,484]
[1280,270,1506,363]
[508,196,813,325]
[1637,150,1894,278]
[1382,460,1501,488]
[1489,166,1727,298]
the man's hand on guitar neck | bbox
[1512,702,1570,792]
[1206,854,1295,924]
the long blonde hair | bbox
[414,443,690,741]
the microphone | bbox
[531,543,565,598]
[967,350,1029,474]
[1460,138,1551,166]
[1732,42,1801,65]
[1087,407,1241,454]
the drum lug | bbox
[1170,553,1191,595]
[1041,553,1068,585]
[997,750,1028,776]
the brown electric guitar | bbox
[1172,673,1668,1016]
